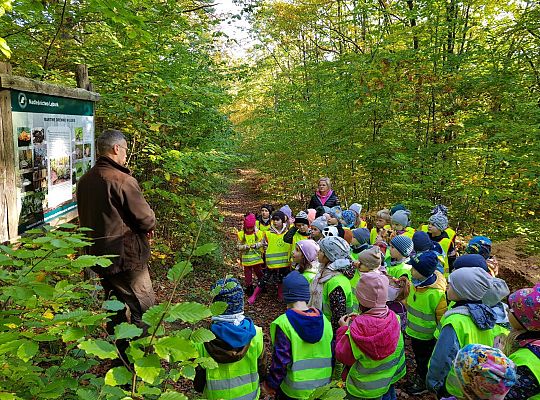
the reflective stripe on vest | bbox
[510,348,540,400]
[265,231,291,269]
[321,274,355,321]
[405,283,445,340]
[238,231,264,267]
[345,319,406,398]
[435,313,509,397]
[198,326,263,400]
[270,313,333,398]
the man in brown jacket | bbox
[77,129,156,339]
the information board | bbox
[11,90,95,234]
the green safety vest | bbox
[405,284,445,340]
[256,220,271,232]
[434,313,509,397]
[384,247,392,268]
[402,227,415,239]
[345,319,406,399]
[265,231,292,269]
[370,224,391,245]
[270,313,333,399]
[238,230,264,267]
[322,274,355,321]
[510,348,540,400]
[196,326,263,400]
[349,269,361,292]
[302,270,317,284]
[420,224,455,242]
[437,237,452,277]
[387,261,412,280]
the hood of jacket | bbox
[285,308,325,344]
[416,270,447,292]
[207,317,256,363]
[348,311,401,360]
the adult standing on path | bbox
[77,129,156,338]
[307,177,340,210]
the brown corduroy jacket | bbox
[77,156,156,275]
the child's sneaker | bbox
[406,378,428,395]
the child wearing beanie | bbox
[390,209,415,239]
[427,211,456,275]
[404,251,447,395]
[335,272,406,400]
[465,236,499,276]
[194,278,266,399]
[441,344,517,400]
[292,239,320,283]
[388,235,413,280]
[370,208,392,245]
[248,211,292,305]
[284,210,311,261]
[263,271,333,399]
[310,216,327,242]
[237,213,265,296]
[348,203,367,228]
[427,267,509,398]
[309,236,355,332]
[256,204,274,232]
[503,283,540,399]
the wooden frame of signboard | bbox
[0,62,100,243]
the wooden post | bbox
[75,64,93,91]
[0,62,17,243]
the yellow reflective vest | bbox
[238,230,264,267]
[265,231,292,269]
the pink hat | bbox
[307,208,317,224]
[244,213,256,229]
[356,271,388,308]
[297,239,319,263]
[509,283,540,331]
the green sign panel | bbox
[11,90,94,115]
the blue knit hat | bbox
[212,278,244,315]
[410,251,439,278]
[352,228,370,245]
[390,204,407,215]
[342,210,356,228]
[453,254,489,273]
[466,236,492,259]
[282,271,310,303]
[413,231,432,253]
[391,235,413,257]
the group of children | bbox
[194,197,540,400]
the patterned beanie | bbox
[329,206,342,220]
[390,235,413,257]
[352,228,370,245]
[322,226,339,238]
[295,211,309,225]
[429,212,448,231]
[212,277,244,315]
[508,283,540,331]
[244,213,256,229]
[349,203,362,216]
[341,210,356,228]
[454,344,516,400]
[319,236,350,262]
[391,209,411,227]
[357,246,382,270]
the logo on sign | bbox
[18,92,27,109]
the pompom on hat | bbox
[430,204,448,216]
[508,283,540,331]
[307,209,317,224]
[390,204,407,215]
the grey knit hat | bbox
[357,246,382,270]
[311,216,328,232]
[391,209,411,227]
[429,212,449,231]
[449,267,494,301]
[319,236,350,262]
[349,203,362,216]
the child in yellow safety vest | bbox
[291,239,320,284]
[263,271,334,400]
[308,236,355,332]
[503,283,540,399]
[440,344,517,400]
[348,203,367,229]
[390,209,415,239]
[248,210,291,305]
[194,278,266,400]
[426,267,509,398]
[284,211,311,259]
[336,272,406,400]
[370,208,391,245]
[237,213,265,296]
[427,211,457,274]
[388,235,413,280]
[310,216,327,242]
[256,203,273,232]
[404,252,447,396]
